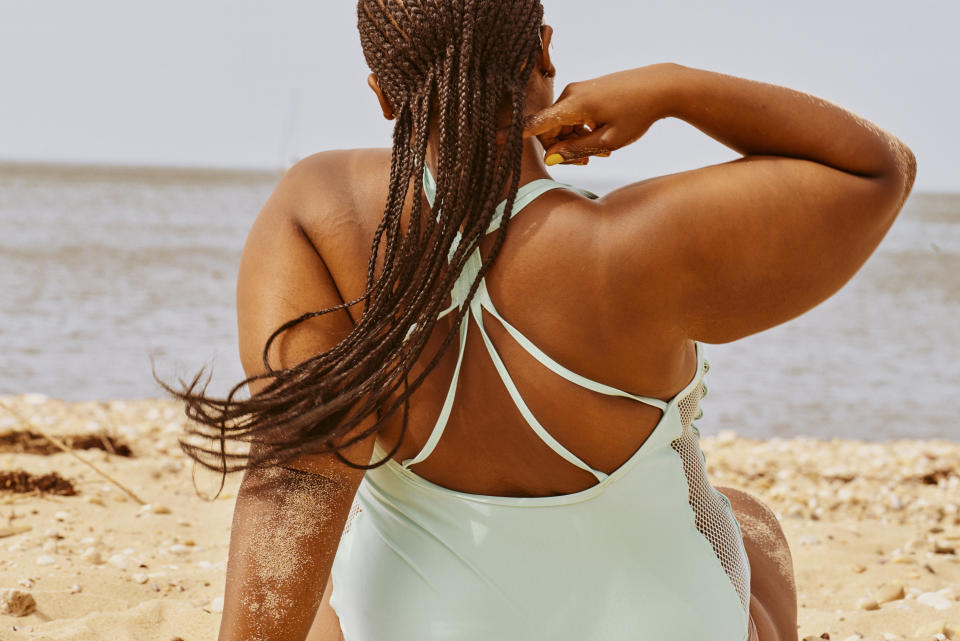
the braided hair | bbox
[168,0,547,475]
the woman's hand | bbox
[517,63,682,166]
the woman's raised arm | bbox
[524,64,916,342]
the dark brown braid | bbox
[163,0,546,476]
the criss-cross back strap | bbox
[402,165,665,478]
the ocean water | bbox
[1,164,958,442]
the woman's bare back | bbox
[295,146,696,497]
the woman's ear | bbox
[539,24,556,78]
[367,73,396,120]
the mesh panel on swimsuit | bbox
[670,360,752,615]
[343,498,362,535]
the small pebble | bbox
[915,620,946,637]
[917,591,953,610]
[209,596,224,613]
[81,547,103,565]
[108,554,131,570]
[933,540,956,554]
[850,564,866,574]
[140,504,172,515]
[875,583,905,603]
[132,573,149,584]
[856,597,879,610]
[68,584,82,594]
[0,588,37,616]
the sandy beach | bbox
[0,394,958,641]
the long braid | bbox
[165,0,546,474]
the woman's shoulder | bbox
[278,148,393,221]
[284,147,392,178]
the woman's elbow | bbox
[886,138,917,207]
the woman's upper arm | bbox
[599,152,915,343]
[236,154,376,486]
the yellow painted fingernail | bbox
[545,153,564,166]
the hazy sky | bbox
[1,0,956,190]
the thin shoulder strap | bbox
[422,164,598,234]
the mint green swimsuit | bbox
[329,165,752,640]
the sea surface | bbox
[2,164,958,442]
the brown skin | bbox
[219,23,916,641]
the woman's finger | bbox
[561,124,591,140]
[521,101,585,140]
[543,124,613,164]
[496,121,564,146]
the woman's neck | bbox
[409,136,555,238]
[423,135,554,196]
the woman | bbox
[175,2,915,640]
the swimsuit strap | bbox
[402,165,665,478]
[422,161,597,240]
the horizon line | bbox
[0,158,286,180]
[1,158,955,195]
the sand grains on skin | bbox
[235,465,339,641]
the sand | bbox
[0,394,958,641]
